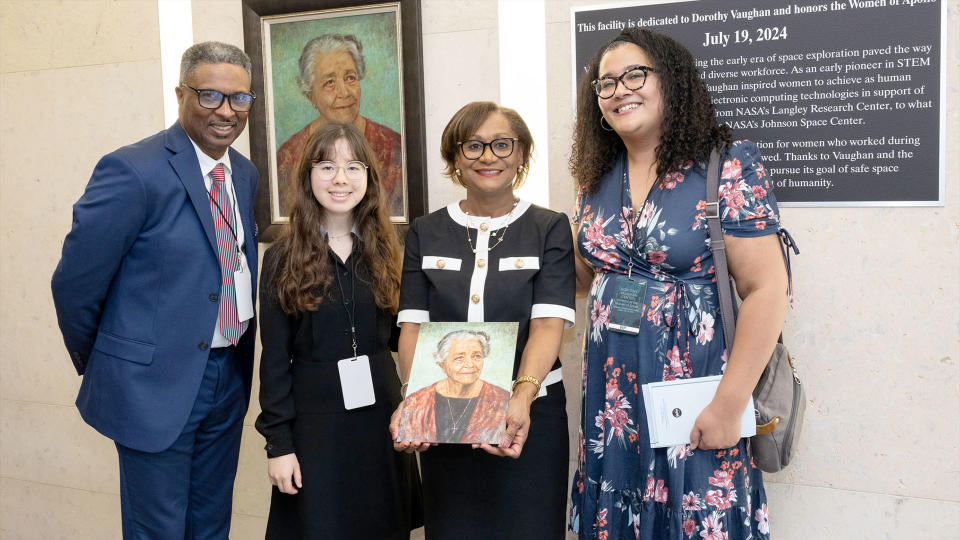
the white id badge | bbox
[337,355,376,410]
[234,260,254,322]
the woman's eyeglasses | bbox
[311,161,369,181]
[456,137,518,160]
[591,66,657,99]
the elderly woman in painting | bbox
[397,330,509,444]
[276,33,403,215]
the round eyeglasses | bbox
[456,137,518,160]
[312,161,369,181]
[591,66,657,99]
[181,84,256,112]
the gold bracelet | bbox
[512,375,541,397]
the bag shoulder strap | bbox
[705,149,738,349]
[706,147,800,350]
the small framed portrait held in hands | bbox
[396,322,518,444]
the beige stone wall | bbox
[1,0,163,537]
[1,0,957,538]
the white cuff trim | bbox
[397,309,430,326]
[531,304,576,328]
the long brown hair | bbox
[571,29,732,194]
[270,122,401,315]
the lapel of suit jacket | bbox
[166,121,219,258]
[228,148,257,273]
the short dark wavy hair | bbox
[440,101,534,189]
[571,29,732,194]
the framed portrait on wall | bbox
[242,0,427,241]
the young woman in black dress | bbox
[389,102,576,539]
[257,122,421,539]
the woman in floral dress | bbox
[568,29,789,539]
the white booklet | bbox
[641,375,756,448]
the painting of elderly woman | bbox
[396,323,517,444]
[263,7,406,220]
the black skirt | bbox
[418,382,568,540]
[264,380,423,540]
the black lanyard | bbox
[618,153,640,280]
[207,178,244,265]
[333,249,358,359]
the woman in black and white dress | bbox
[389,101,576,539]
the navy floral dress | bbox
[569,141,779,540]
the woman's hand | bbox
[267,453,302,494]
[390,402,431,454]
[689,398,746,451]
[476,389,535,458]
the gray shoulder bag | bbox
[705,148,805,473]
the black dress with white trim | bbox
[398,200,576,539]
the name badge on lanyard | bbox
[334,249,375,410]
[609,275,646,334]
[609,154,647,335]
[234,254,254,321]
[338,355,376,410]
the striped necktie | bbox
[209,163,241,345]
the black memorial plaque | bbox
[573,0,944,206]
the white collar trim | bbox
[446,199,531,229]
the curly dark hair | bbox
[269,122,401,315]
[571,29,732,194]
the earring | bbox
[454,168,462,182]
[599,116,615,132]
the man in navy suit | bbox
[52,42,259,538]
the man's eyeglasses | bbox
[456,137,518,160]
[312,161,369,181]
[181,84,256,112]
[591,66,657,99]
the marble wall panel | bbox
[0,0,159,74]
[767,205,960,500]
[765,481,960,539]
[0,477,121,540]
[0,401,118,494]
[420,0,498,35]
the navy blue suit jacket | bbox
[52,121,259,453]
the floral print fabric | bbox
[569,141,779,540]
